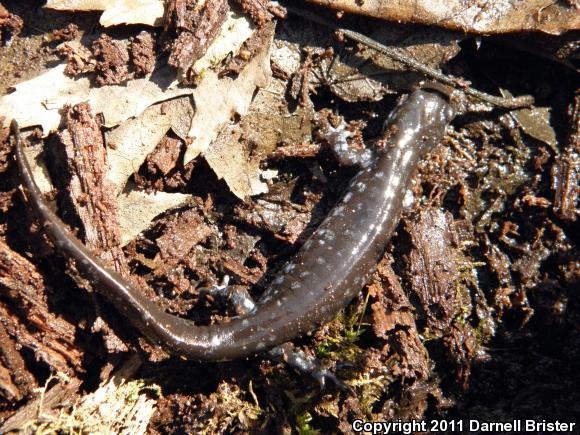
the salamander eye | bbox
[445,105,455,122]
[382,94,410,131]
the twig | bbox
[285,6,535,109]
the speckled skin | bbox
[13,89,453,361]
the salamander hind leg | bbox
[209,275,257,317]
[268,342,352,392]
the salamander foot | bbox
[268,342,351,392]
[210,275,256,316]
[322,122,374,168]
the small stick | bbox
[285,5,535,109]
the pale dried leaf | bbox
[106,96,194,195]
[94,66,189,127]
[191,9,255,76]
[22,142,54,195]
[0,63,190,133]
[20,137,192,245]
[117,186,190,246]
[327,26,461,101]
[501,89,558,151]
[204,44,314,200]
[44,0,165,27]
[307,0,580,35]
[100,0,164,27]
[0,64,87,132]
[279,16,460,102]
[184,29,272,164]
[270,43,301,77]
[514,106,558,152]
[204,123,269,199]
[44,0,113,10]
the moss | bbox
[315,290,369,361]
[24,376,159,435]
[295,411,320,435]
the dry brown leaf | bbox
[44,0,113,9]
[19,143,191,246]
[184,26,273,164]
[190,9,255,76]
[319,26,461,101]
[106,97,194,195]
[0,63,191,133]
[117,186,191,246]
[278,15,461,103]
[204,34,315,200]
[20,142,54,195]
[514,106,558,151]
[44,0,164,27]
[500,89,558,151]
[204,122,270,199]
[307,0,580,35]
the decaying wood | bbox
[286,6,535,109]
[404,210,467,330]
[0,359,20,401]
[0,322,28,401]
[92,34,131,86]
[1,2,578,431]
[0,239,82,383]
[403,209,480,387]
[0,376,82,433]
[0,3,22,45]
[552,90,579,221]
[233,0,271,27]
[0,355,144,433]
[166,0,230,77]
[368,256,430,380]
[56,102,127,274]
[146,135,183,177]
[306,0,580,35]
[130,31,156,77]
[221,21,276,77]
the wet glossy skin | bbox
[13,89,453,361]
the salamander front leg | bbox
[322,122,374,168]
[209,275,257,316]
[268,342,351,391]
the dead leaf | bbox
[499,89,557,152]
[278,15,461,103]
[513,107,558,152]
[21,142,54,195]
[318,25,461,102]
[106,96,194,195]
[307,0,580,35]
[100,0,164,27]
[44,0,113,9]
[203,34,315,200]
[184,26,273,164]
[204,122,270,199]
[17,130,192,245]
[190,9,255,77]
[117,186,191,246]
[0,63,191,133]
[44,0,165,27]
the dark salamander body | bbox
[13,89,453,361]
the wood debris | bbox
[306,0,580,35]
[552,90,580,221]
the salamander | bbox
[12,88,454,362]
